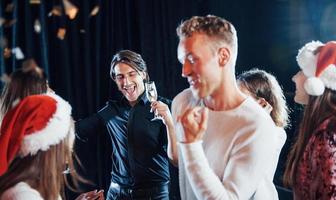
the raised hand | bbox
[75,190,104,200]
[178,106,209,143]
[151,100,179,165]
[150,101,173,126]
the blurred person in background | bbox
[0,93,104,200]
[237,68,290,199]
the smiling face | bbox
[113,62,146,106]
[177,33,224,99]
[292,71,309,105]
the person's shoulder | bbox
[106,99,121,107]
[98,99,124,112]
[309,117,336,153]
[239,97,274,123]
[76,101,117,124]
[276,126,287,137]
[172,88,193,104]
[96,100,123,121]
[1,182,43,200]
[175,88,193,98]
[316,116,336,135]
[275,126,287,146]
[235,97,278,139]
[325,117,336,132]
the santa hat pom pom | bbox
[297,41,324,77]
[304,77,325,96]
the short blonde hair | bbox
[177,15,238,63]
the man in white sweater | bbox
[171,15,280,200]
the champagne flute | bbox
[145,81,160,121]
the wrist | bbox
[179,137,201,144]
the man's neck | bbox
[204,81,246,111]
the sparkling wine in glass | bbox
[145,81,159,120]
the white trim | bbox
[304,77,325,96]
[19,93,73,157]
[296,40,323,77]
[320,64,336,90]
[297,41,336,92]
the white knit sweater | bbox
[172,89,282,200]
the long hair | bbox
[0,130,86,199]
[283,88,336,187]
[237,69,290,128]
[0,66,47,115]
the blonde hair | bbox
[176,15,238,62]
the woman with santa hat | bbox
[284,41,336,199]
[0,93,103,200]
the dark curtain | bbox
[1,0,336,199]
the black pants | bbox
[107,183,169,200]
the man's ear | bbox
[218,47,230,67]
[141,71,147,80]
[111,77,116,83]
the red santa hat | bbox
[0,93,73,176]
[296,41,336,96]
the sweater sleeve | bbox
[179,124,278,200]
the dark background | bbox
[1,0,336,199]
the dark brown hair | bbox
[0,66,47,115]
[283,89,336,187]
[237,69,290,128]
[110,50,149,81]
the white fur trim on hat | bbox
[19,93,73,157]
[304,77,325,96]
[320,64,336,90]
[296,40,323,77]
